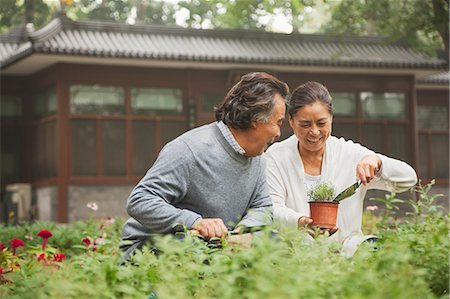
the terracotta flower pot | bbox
[308,201,339,229]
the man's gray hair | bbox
[215,72,289,130]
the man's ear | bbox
[250,121,258,129]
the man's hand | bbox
[191,218,228,239]
[298,216,338,237]
[356,155,382,185]
[227,233,253,249]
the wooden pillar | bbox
[409,75,419,171]
[56,65,69,223]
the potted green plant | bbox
[308,182,338,229]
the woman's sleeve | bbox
[369,154,418,192]
[265,152,304,227]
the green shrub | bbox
[0,182,448,298]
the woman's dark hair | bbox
[288,81,332,117]
[215,72,289,130]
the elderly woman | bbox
[265,81,417,257]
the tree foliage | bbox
[0,0,51,32]
[0,0,447,59]
[322,0,449,59]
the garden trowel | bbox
[333,181,361,202]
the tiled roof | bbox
[0,14,447,70]
[417,71,449,84]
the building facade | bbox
[1,15,448,222]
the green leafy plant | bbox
[308,182,336,201]
[0,185,448,298]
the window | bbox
[201,94,223,113]
[331,91,410,162]
[417,101,449,180]
[332,93,356,117]
[70,84,187,178]
[131,88,182,115]
[70,85,124,115]
[361,92,406,120]
[32,121,57,179]
[1,95,22,120]
[132,121,157,176]
[1,127,23,181]
[34,89,57,118]
[71,120,96,176]
[102,121,125,176]
[417,106,448,129]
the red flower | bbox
[10,238,24,248]
[10,238,24,255]
[0,267,3,274]
[82,237,91,246]
[53,253,66,262]
[37,253,47,262]
[37,230,53,251]
[37,230,53,239]
[0,243,6,251]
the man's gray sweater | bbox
[121,122,273,254]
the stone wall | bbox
[68,185,134,222]
[34,186,58,221]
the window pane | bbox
[201,94,223,113]
[1,95,22,120]
[418,134,428,179]
[32,121,56,179]
[45,121,57,177]
[34,93,46,117]
[417,105,449,129]
[1,127,22,180]
[133,121,157,175]
[34,89,57,118]
[361,92,406,120]
[70,85,124,115]
[102,121,125,176]
[388,125,409,161]
[363,124,384,153]
[72,120,96,176]
[131,88,182,115]
[160,121,187,147]
[331,93,356,117]
[431,134,449,179]
[332,123,358,141]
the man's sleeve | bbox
[236,158,273,228]
[126,139,201,234]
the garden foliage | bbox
[0,182,448,299]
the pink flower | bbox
[53,253,66,262]
[0,243,6,251]
[105,217,115,224]
[86,202,98,211]
[94,237,106,246]
[37,230,53,251]
[10,238,24,255]
[366,205,379,211]
[82,237,91,246]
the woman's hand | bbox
[356,155,382,185]
[298,216,338,236]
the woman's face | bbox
[289,101,332,154]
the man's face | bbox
[247,94,286,157]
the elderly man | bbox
[121,72,288,257]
